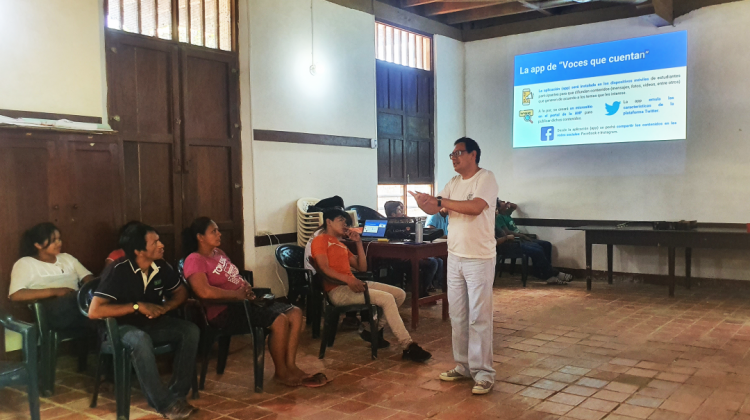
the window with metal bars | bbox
[106,0,233,51]
[375,22,431,71]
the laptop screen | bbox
[362,220,388,238]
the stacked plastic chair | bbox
[297,198,358,247]
[297,198,323,247]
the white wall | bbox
[434,35,466,190]
[0,0,106,119]
[243,0,378,294]
[459,2,750,280]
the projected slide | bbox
[513,31,687,148]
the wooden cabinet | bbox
[0,131,122,321]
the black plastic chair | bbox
[496,242,528,287]
[345,205,386,226]
[77,279,192,420]
[309,259,379,360]
[0,308,40,420]
[31,298,94,396]
[178,260,268,394]
[275,245,312,309]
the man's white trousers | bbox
[447,253,496,383]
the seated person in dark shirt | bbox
[88,223,199,419]
[496,199,572,285]
[384,201,444,294]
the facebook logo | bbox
[541,126,554,141]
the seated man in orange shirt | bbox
[310,208,431,362]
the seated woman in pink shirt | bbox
[182,217,326,388]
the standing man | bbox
[410,137,498,395]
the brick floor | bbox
[7,275,750,419]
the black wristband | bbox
[437,196,442,207]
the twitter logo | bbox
[605,101,621,116]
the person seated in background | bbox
[183,217,326,388]
[311,208,432,362]
[9,223,95,331]
[425,208,450,237]
[495,199,572,285]
[88,223,199,419]
[104,220,140,267]
[305,229,361,331]
[383,201,444,295]
[496,201,553,261]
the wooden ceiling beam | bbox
[463,2,652,41]
[401,0,440,7]
[446,0,576,24]
[445,2,534,24]
[517,0,552,16]
[640,0,673,26]
[422,1,505,16]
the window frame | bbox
[104,0,236,52]
[377,183,433,218]
[375,21,433,72]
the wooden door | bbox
[62,139,122,274]
[0,133,60,317]
[106,30,183,262]
[376,60,434,185]
[180,47,243,264]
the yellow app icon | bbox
[522,89,533,105]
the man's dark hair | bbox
[322,208,352,230]
[455,137,481,164]
[383,201,403,217]
[19,222,59,257]
[121,222,158,261]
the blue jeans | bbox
[419,257,444,294]
[119,317,199,412]
[531,239,552,263]
[519,241,559,280]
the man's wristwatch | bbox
[437,196,442,207]
[133,303,139,313]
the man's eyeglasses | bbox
[449,150,468,159]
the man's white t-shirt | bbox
[438,168,499,259]
[8,253,92,296]
[304,230,322,274]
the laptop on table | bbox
[360,220,388,242]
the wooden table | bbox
[568,225,750,296]
[346,241,448,330]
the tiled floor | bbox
[6,275,750,419]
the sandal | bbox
[301,372,329,388]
